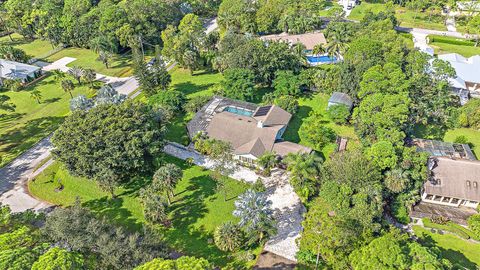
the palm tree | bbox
[256,151,278,174]
[284,153,323,201]
[82,69,96,88]
[152,164,183,205]
[98,51,112,69]
[384,169,410,193]
[233,189,275,244]
[51,70,65,81]
[30,90,42,104]
[61,79,75,98]
[326,32,349,59]
[214,221,244,252]
[68,66,84,85]
[69,95,93,111]
[312,43,326,56]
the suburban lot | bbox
[0,33,55,58]
[29,155,258,267]
[0,75,92,167]
[349,3,447,31]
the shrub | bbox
[274,95,299,114]
[327,104,350,124]
[429,35,476,46]
[391,196,410,224]
[214,222,244,252]
[430,216,449,225]
[184,95,212,113]
[468,214,480,240]
[454,135,469,144]
[252,178,266,192]
[149,90,186,112]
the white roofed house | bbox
[437,53,480,102]
[0,59,42,83]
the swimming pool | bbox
[306,55,338,65]
[223,106,254,116]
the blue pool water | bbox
[306,55,337,64]
[224,106,253,116]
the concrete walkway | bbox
[164,142,304,262]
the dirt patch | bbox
[254,251,296,270]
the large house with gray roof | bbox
[187,96,312,164]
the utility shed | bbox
[327,92,353,110]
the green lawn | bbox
[45,48,133,77]
[0,33,55,58]
[429,41,480,57]
[283,93,359,159]
[28,155,257,267]
[349,3,447,31]
[162,68,223,144]
[413,226,480,269]
[0,75,93,167]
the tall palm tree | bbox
[257,151,278,171]
[30,90,42,104]
[152,164,183,205]
[82,69,96,88]
[98,51,113,69]
[284,152,323,200]
[68,66,84,85]
[61,79,75,98]
[384,169,410,193]
[326,32,349,59]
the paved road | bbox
[0,136,53,212]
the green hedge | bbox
[429,35,476,46]
[422,218,478,240]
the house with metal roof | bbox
[327,92,353,110]
[187,96,312,164]
[437,53,480,99]
[0,59,41,83]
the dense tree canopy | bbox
[52,101,165,196]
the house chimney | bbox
[257,121,263,128]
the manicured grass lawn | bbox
[45,48,133,77]
[430,41,480,57]
[413,226,480,269]
[349,3,447,31]
[0,33,55,58]
[163,68,223,144]
[29,155,257,267]
[283,93,359,159]
[0,75,93,167]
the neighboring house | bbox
[187,96,312,164]
[327,92,353,110]
[422,157,480,209]
[437,53,480,100]
[0,59,41,83]
[259,32,327,51]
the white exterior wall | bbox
[421,191,479,209]
[234,154,257,164]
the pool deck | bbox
[186,96,259,138]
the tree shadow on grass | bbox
[417,232,477,269]
[43,97,61,104]
[282,105,312,143]
[82,196,143,231]
[0,116,64,153]
[173,82,215,96]
[164,175,231,265]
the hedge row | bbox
[422,218,478,240]
[429,35,476,46]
